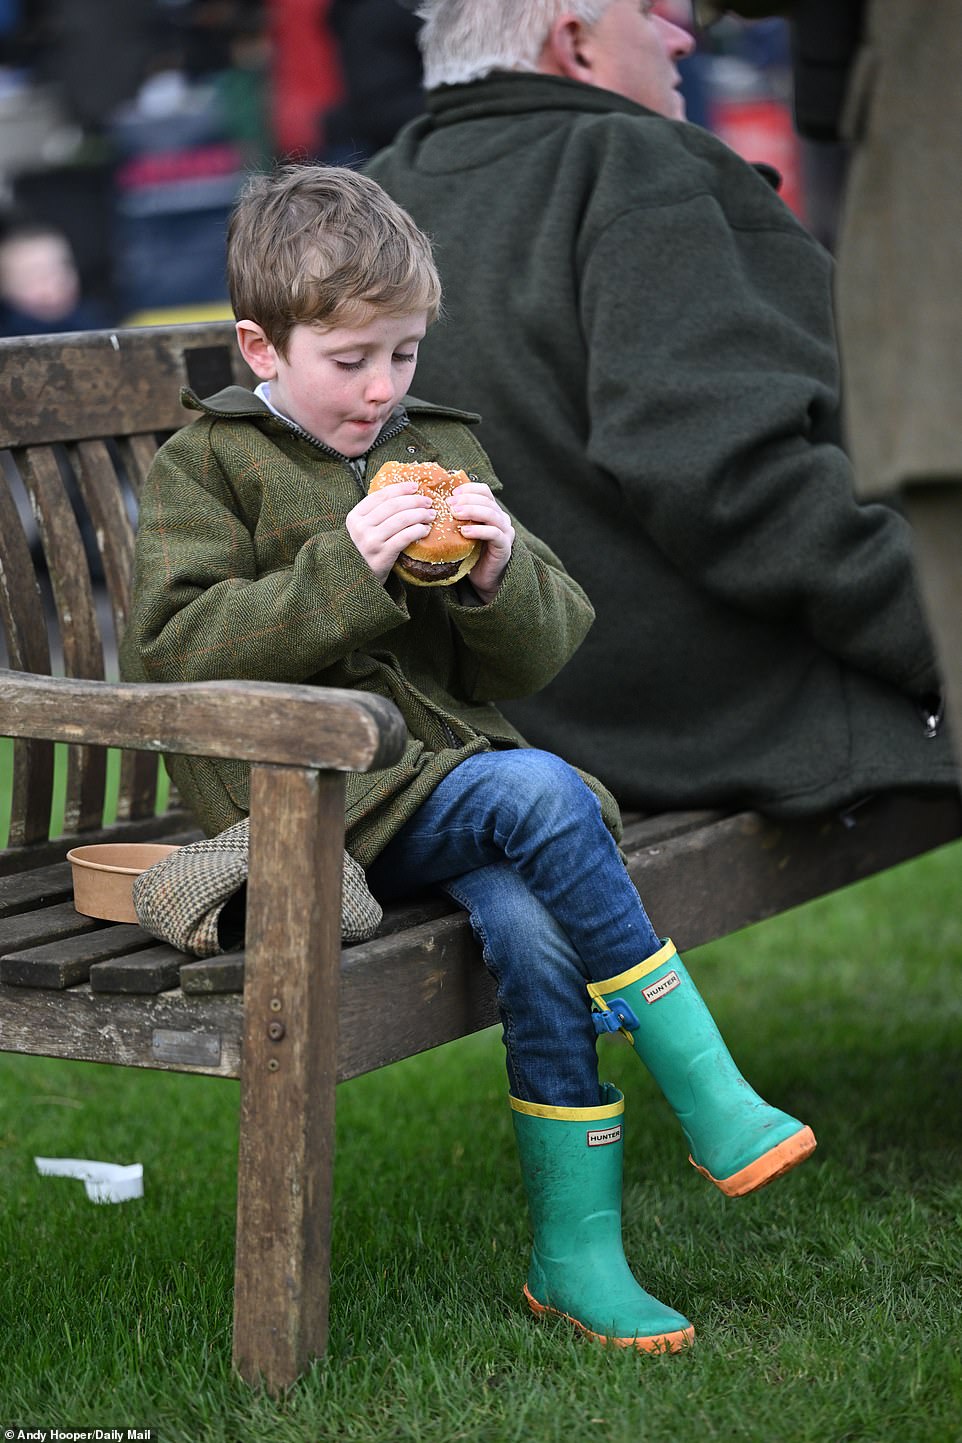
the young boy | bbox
[120,165,815,1354]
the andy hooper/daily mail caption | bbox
[5,1431,154,1441]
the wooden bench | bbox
[1,324,959,1393]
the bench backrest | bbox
[0,324,252,861]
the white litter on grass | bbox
[34,1156,144,1204]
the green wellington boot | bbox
[510,1083,694,1352]
[588,940,816,1197]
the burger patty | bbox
[397,553,461,582]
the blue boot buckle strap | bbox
[592,996,640,1036]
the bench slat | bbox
[16,443,107,833]
[179,954,246,994]
[0,326,248,447]
[0,980,243,1075]
[1,923,157,988]
[0,457,55,846]
[337,911,496,1080]
[118,432,169,499]
[70,438,136,626]
[0,815,199,879]
[90,944,186,994]
[0,901,104,956]
[624,790,962,949]
[71,437,161,820]
[0,861,73,916]
[620,808,725,850]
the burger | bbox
[368,460,481,588]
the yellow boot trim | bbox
[509,1091,625,1123]
[587,938,678,1005]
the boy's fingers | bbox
[385,521,434,552]
[452,481,492,497]
[357,499,434,535]
[374,505,434,537]
[359,480,421,515]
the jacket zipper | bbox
[277,413,411,493]
[275,412,462,746]
[920,693,944,739]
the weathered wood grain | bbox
[625,790,962,948]
[0,324,251,446]
[232,765,345,1390]
[179,954,246,995]
[0,981,243,1075]
[1,923,156,988]
[0,816,199,880]
[0,901,103,957]
[90,944,186,994]
[15,443,107,833]
[69,437,160,820]
[0,670,407,774]
[0,455,55,846]
[0,861,73,917]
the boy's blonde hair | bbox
[227,164,442,357]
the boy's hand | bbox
[450,482,515,604]
[346,481,435,583]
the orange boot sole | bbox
[690,1124,817,1197]
[523,1285,695,1353]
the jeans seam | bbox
[444,879,525,1096]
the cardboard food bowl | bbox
[66,843,181,924]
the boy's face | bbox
[237,307,428,457]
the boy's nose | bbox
[364,368,395,403]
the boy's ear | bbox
[235,320,279,380]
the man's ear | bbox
[235,320,278,380]
[538,14,594,83]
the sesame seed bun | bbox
[368,460,481,588]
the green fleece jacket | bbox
[367,73,958,816]
[119,385,620,862]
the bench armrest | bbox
[0,669,405,773]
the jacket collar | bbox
[425,71,660,127]
[422,71,783,195]
[181,384,480,428]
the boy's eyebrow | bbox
[320,330,427,351]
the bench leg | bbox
[902,480,962,775]
[232,764,345,1392]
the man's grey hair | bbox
[413,0,618,89]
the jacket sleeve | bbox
[122,425,410,684]
[444,514,595,701]
[580,189,941,699]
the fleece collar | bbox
[425,71,662,127]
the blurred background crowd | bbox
[0,0,848,336]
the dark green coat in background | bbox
[119,386,620,862]
[366,73,958,816]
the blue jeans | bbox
[365,749,663,1108]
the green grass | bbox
[1,841,960,1442]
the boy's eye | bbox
[393,351,416,365]
[335,359,365,371]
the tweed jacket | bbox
[367,73,958,815]
[119,385,618,863]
